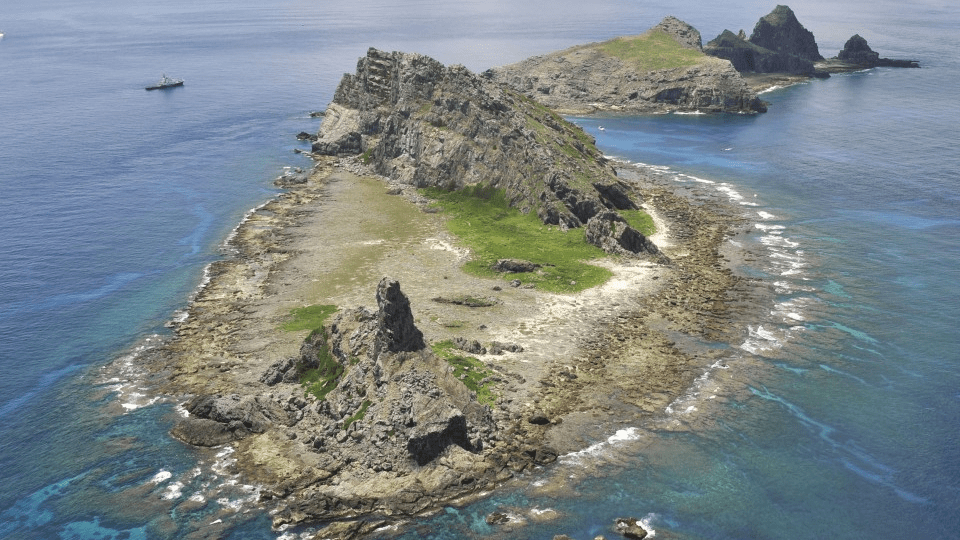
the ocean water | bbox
[1,1,957,539]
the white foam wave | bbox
[163,482,185,500]
[760,235,799,248]
[665,359,730,415]
[676,173,715,184]
[757,211,776,220]
[559,427,641,464]
[150,471,172,484]
[97,335,169,413]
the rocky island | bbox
[490,16,768,115]
[143,6,917,539]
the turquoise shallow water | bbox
[1,1,958,538]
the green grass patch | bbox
[360,148,374,165]
[300,328,344,401]
[421,185,612,293]
[620,209,657,237]
[282,304,338,332]
[342,400,372,430]
[432,340,498,406]
[598,29,704,72]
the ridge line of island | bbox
[140,6,919,539]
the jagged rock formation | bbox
[837,34,879,65]
[490,17,766,115]
[171,394,293,446]
[705,5,825,76]
[834,34,920,68]
[585,211,660,258]
[313,47,660,256]
[173,278,533,531]
[749,5,822,62]
[655,15,703,50]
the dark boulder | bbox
[486,512,510,525]
[585,211,660,257]
[614,517,648,539]
[169,417,238,447]
[311,130,362,156]
[172,393,292,446]
[260,356,300,385]
[492,259,541,273]
[489,341,523,355]
[453,337,487,355]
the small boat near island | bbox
[145,74,184,90]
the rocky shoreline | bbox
[139,147,763,538]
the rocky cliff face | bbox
[705,5,824,76]
[749,5,822,62]
[490,17,766,115]
[312,47,659,256]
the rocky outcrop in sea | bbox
[831,34,920,69]
[704,5,826,76]
[490,16,767,115]
[706,5,919,77]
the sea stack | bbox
[835,34,920,68]
[704,5,825,76]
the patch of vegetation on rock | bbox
[598,29,705,72]
[299,327,344,400]
[619,209,657,237]
[432,340,498,406]
[342,400,372,430]
[422,185,613,293]
[281,304,338,332]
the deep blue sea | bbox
[1,1,957,538]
